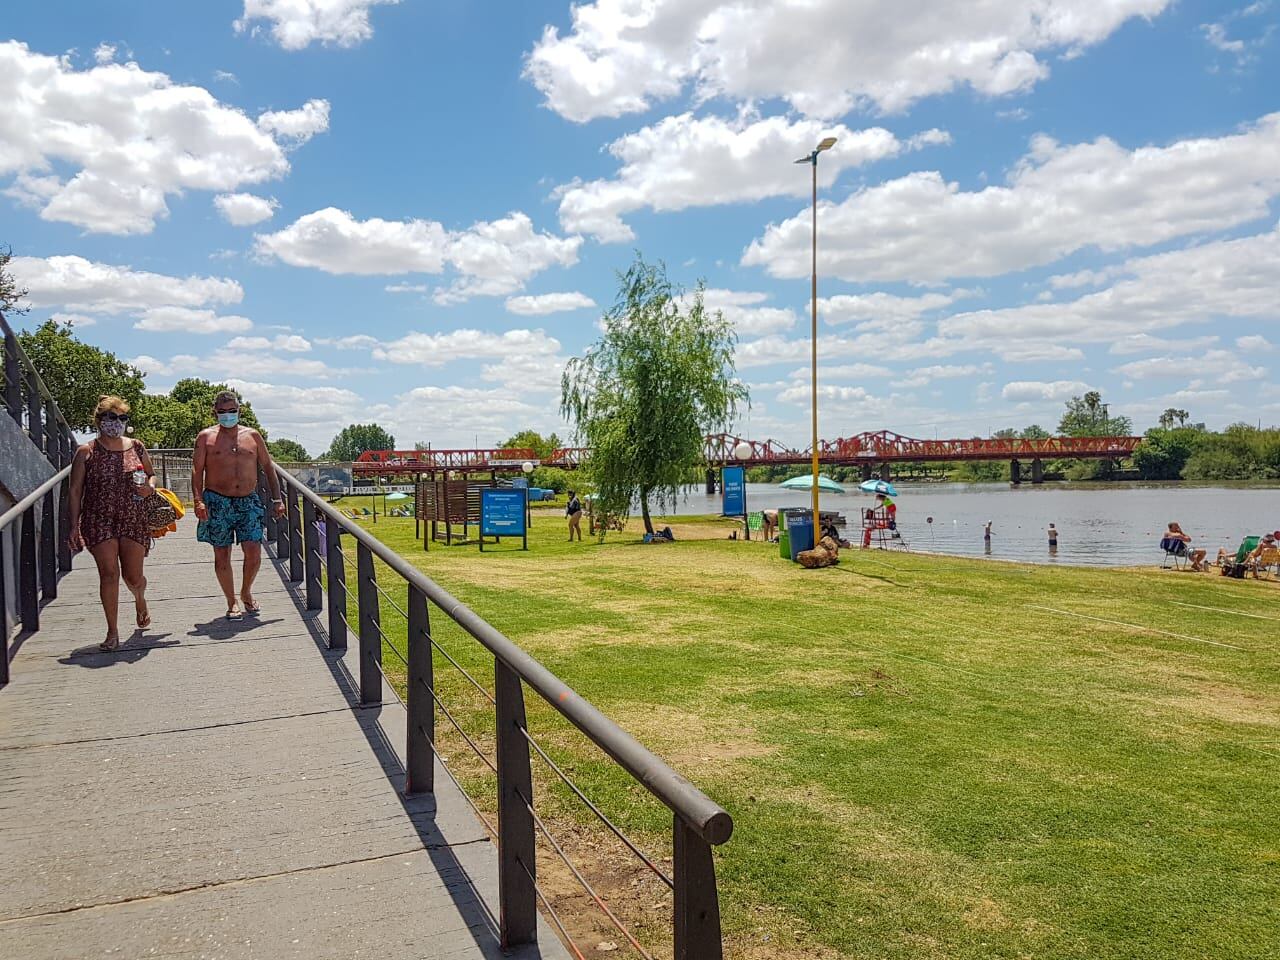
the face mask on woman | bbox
[99,418,127,439]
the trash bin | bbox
[786,512,814,561]
[778,529,790,560]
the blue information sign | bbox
[480,488,528,550]
[722,465,746,517]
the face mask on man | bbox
[217,412,240,428]
[99,418,127,438]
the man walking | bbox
[192,390,286,619]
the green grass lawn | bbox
[332,510,1278,960]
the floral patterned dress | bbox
[80,439,151,551]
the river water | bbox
[670,481,1279,566]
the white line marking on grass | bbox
[1169,600,1280,622]
[1026,605,1243,650]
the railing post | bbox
[19,508,38,632]
[302,497,322,610]
[405,583,433,794]
[43,397,57,465]
[288,489,303,583]
[673,816,724,960]
[276,484,292,558]
[25,368,42,456]
[0,527,9,685]
[325,514,347,649]
[39,489,57,601]
[3,327,21,426]
[495,658,537,948]
[57,473,72,573]
[356,541,381,705]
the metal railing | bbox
[1,310,77,683]
[269,467,733,959]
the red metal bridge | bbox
[354,431,1142,480]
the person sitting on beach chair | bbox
[1162,522,1206,571]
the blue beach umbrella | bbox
[859,478,899,497]
[780,474,845,493]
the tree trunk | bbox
[640,493,654,535]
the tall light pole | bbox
[795,136,837,542]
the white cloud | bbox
[937,224,1280,353]
[227,334,312,352]
[1112,350,1264,383]
[256,99,330,144]
[213,69,239,84]
[1001,380,1091,402]
[505,292,597,315]
[256,208,581,301]
[235,0,400,50]
[790,363,895,381]
[525,0,1169,121]
[225,379,364,452]
[214,192,279,225]
[556,113,947,241]
[480,354,568,393]
[1108,333,1220,355]
[1237,334,1272,352]
[94,43,117,65]
[9,255,243,314]
[818,290,975,325]
[745,113,1280,284]
[134,307,253,334]
[0,41,324,234]
[379,385,556,448]
[372,328,562,367]
[695,288,797,336]
[385,283,428,294]
[128,354,174,378]
[891,364,991,389]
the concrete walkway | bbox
[0,517,568,959]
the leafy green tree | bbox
[1057,391,1132,437]
[1132,426,1202,479]
[130,380,264,448]
[323,423,395,461]
[1158,408,1191,429]
[268,438,310,462]
[499,429,563,459]
[1,245,28,314]
[18,319,145,430]
[561,255,747,535]
[1020,424,1051,439]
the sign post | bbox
[480,488,529,551]
[721,465,747,540]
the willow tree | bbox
[561,255,747,535]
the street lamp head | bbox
[793,154,813,165]
[732,440,753,461]
[521,461,535,474]
[816,136,837,152]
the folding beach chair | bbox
[1159,536,1188,569]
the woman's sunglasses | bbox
[100,412,130,422]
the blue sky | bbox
[3,1,1277,455]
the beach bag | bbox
[1224,562,1246,579]
[146,488,185,538]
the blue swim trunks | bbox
[197,490,265,547]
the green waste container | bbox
[779,529,790,559]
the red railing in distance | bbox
[354,448,538,473]
[702,430,1143,465]
[354,432,1143,474]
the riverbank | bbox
[344,512,1276,960]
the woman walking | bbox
[67,396,156,651]
[566,490,583,542]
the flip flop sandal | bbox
[136,608,151,629]
[98,636,120,652]
[226,608,244,621]
[243,601,261,616]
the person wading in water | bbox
[192,390,286,619]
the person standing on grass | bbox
[66,395,155,651]
[192,390,286,620]
[566,489,583,541]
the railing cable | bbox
[418,677,497,775]
[518,857,588,960]
[518,788,656,960]
[519,726,673,889]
